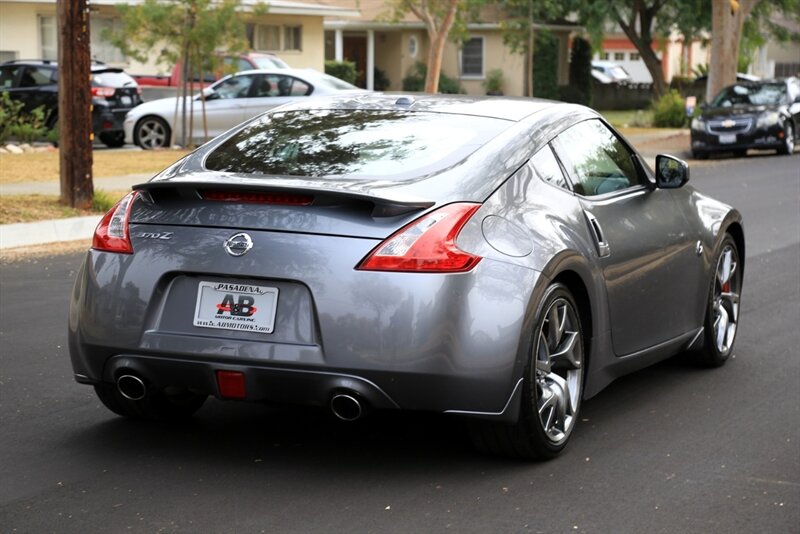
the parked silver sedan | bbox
[72,95,744,460]
[123,68,364,149]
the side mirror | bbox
[655,154,689,189]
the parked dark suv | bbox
[0,59,142,148]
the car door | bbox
[1,65,57,118]
[198,74,253,137]
[238,74,311,122]
[553,119,701,356]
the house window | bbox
[614,52,625,61]
[90,17,125,63]
[284,26,302,51]
[599,52,609,60]
[39,15,57,60]
[255,25,281,51]
[630,52,641,61]
[461,37,483,77]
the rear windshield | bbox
[203,109,510,179]
[92,70,137,88]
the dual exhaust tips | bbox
[116,373,367,421]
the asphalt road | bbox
[1,153,798,533]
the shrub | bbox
[92,190,118,213]
[401,62,464,94]
[0,92,25,144]
[0,92,54,144]
[533,30,559,100]
[373,67,390,91]
[652,90,687,128]
[568,36,593,106]
[324,60,358,85]
[483,69,504,95]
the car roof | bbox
[247,93,569,122]
[1,59,122,73]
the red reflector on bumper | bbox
[216,370,246,399]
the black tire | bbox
[133,115,171,150]
[470,283,585,460]
[99,131,125,148]
[733,149,747,158]
[697,234,742,367]
[777,122,795,155]
[692,150,708,160]
[94,382,206,420]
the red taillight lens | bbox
[357,202,482,273]
[91,86,116,98]
[92,191,138,254]
[201,190,313,205]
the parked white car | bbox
[591,61,632,83]
[124,68,365,149]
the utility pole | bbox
[58,0,93,209]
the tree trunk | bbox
[707,0,760,102]
[57,0,93,209]
[418,0,459,94]
[615,8,666,98]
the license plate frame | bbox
[193,281,278,334]
[718,133,736,144]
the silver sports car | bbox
[69,95,744,460]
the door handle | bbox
[584,211,610,257]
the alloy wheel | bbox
[712,244,741,355]
[137,118,168,149]
[534,297,583,444]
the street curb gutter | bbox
[0,216,101,250]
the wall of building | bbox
[374,31,402,90]
[0,3,325,74]
[439,31,525,97]
[0,2,51,61]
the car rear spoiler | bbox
[133,175,435,218]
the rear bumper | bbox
[68,237,541,422]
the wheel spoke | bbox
[715,304,730,351]
[535,330,551,374]
[546,302,565,349]
[549,331,581,369]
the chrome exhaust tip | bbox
[117,374,146,401]
[330,393,363,421]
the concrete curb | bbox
[0,215,101,250]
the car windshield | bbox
[204,109,509,179]
[711,83,786,107]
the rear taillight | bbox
[357,202,482,273]
[92,191,138,254]
[91,86,115,98]
[201,190,313,205]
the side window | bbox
[557,119,643,196]
[19,66,55,88]
[214,75,254,99]
[270,75,310,96]
[530,144,568,190]
[0,66,21,89]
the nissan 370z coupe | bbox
[69,95,744,460]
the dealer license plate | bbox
[718,133,736,144]
[193,281,278,334]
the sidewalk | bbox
[0,129,691,251]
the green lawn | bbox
[599,109,654,128]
